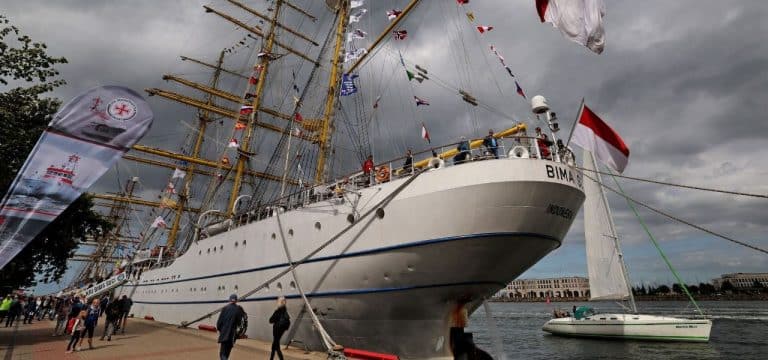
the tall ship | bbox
[80,1,586,358]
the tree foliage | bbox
[0,15,110,290]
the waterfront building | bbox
[498,276,590,299]
[712,273,768,290]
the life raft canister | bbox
[428,157,445,169]
[375,165,390,183]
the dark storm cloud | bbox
[5,0,767,284]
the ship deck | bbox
[0,317,324,360]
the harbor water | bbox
[467,301,767,360]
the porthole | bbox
[376,208,385,219]
[235,241,239,247]
[220,245,223,251]
[242,239,247,246]
[213,247,217,253]
[288,229,294,236]
[289,281,296,290]
[271,233,277,240]
[347,214,355,223]
[315,222,321,230]
[234,285,239,290]
[277,282,283,291]
[199,250,202,255]
[207,248,210,253]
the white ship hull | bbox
[542,314,712,342]
[117,158,585,358]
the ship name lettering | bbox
[546,204,574,220]
[545,165,582,187]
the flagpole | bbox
[564,98,585,148]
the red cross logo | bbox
[114,104,131,115]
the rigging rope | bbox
[575,165,768,199]
[602,169,704,315]
[180,170,424,329]
[581,171,768,256]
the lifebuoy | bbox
[509,146,530,159]
[375,165,390,183]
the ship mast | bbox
[314,0,349,184]
[226,0,285,216]
[74,177,139,285]
[167,50,226,248]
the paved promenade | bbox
[0,317,324,360]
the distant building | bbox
[712,273,768,290]
[497,276,590,299]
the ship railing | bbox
[225,136,573,230]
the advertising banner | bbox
[0,86,154,269]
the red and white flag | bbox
[421,123,431,143]
[571,104,630,173]
[151,216,167,229]
[535,0,606,54]
[240,105,254,115]
[228,138,239,148]
[476,26,494,34]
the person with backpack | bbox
[79,298,100,350]
[100,296,122,341]
[268,297,290,360]
[216,294,247,360]
[118,295,133,333]
[66,310,86,353]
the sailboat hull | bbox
[117,158,585,359]
[542,314,713,342]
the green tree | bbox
[720,280,735,293]
[0,15,110,290]
[657,285,671,294]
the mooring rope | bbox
[275,210,338,352]
[180,171,423,330]
[581,171,768,256]
[575,165,768,199]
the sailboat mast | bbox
[167,50,226,248]
[591,153,638,313]
[227,0,284,215]
[314,0,349,184]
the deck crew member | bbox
[454,136,471,164]
[483,129,499,159]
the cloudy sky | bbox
[5,0,767,291]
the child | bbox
[66,310,86,353]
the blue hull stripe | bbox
[133,232,558,287]
[133,280,506,305]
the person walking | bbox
[4,296,22,327]
[100,297,121,341]
[0,295,11,323]
[66,310,86,353]
[79,298,100,350]
[118,295,133,333]
[268,297,290,360]
[52,297,70,336]
[216,294,247,360]
[23,296,37,324]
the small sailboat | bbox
[542,150,712,342]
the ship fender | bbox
[428,157,445,169]
[509,145,530,159]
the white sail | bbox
[583,150,631,300]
